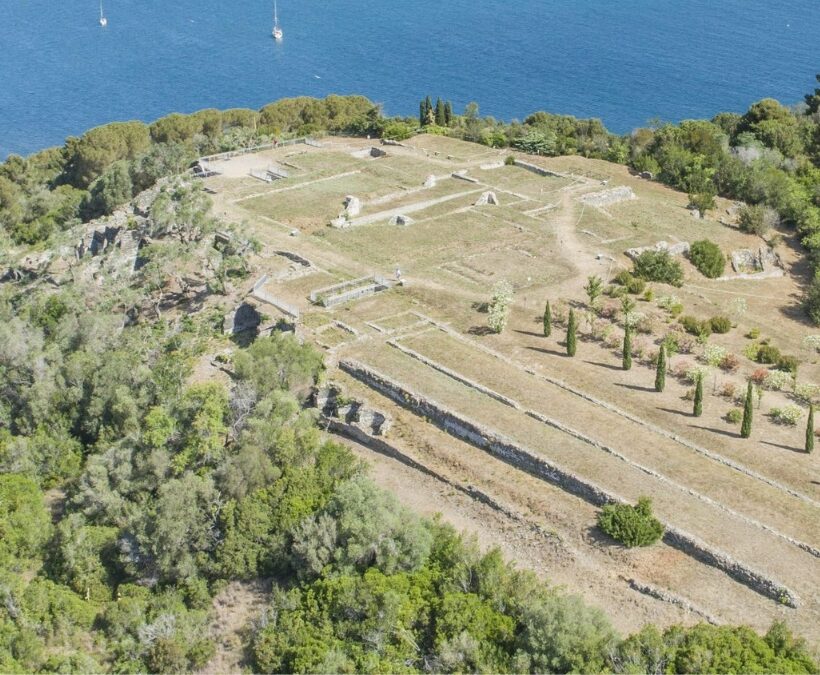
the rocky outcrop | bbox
[625,240,690,261]
[580,186,636,208]
[730,246,783,274]
[388,214,414,226]
[474,191,499,206]
[314,384,392,436]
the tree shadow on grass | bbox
[689,424,738,439]
[584,524,620,548]
[656,406,690,417]
[468,325,495,336]
[526,345,566,357]
[614,382,655,393]
[585,360,622,372]
[515,329,545,338]
[761,440,805,454]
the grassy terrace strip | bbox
[428,319,820,508]
[394,328,820,560]
[338,358,799,607]
[327,412,727,626]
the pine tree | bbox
[444,100,453,125]
[806,405,815,454]
[654,345,666,392]
[566,308,577,357]
[435,98,446,126]
[622,326,632,371]
[543,301,552,337]
[741,381,754,438]
[693,373,703,417]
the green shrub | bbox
[689,240,725,278]
[746,327,760,339]
[504,154,516,166]
[626,276,646,294]
[597,497,664,547]
[725,408,742,424]
[680,315,711,337]
[769,405,802,426]
[614,270,633,286]
[738,203,779,236]
[709,315,732,333]
[756,344,782,364]
[633,251,684,287]
[775,354,799,374]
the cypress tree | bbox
[622,326,632,371]
[693,373,703,417]
[419,100,426,127]
[444,100,453,125]
[543,301,552,337]
[654,345,666,392]
[424,96,433,126]
[566,308,577,357]
[741,381,754,438]
[435,98,446,126]
[806,405,815,454]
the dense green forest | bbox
[0,91,819,672]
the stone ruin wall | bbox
[338,358,799,608]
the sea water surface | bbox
[1,0,818,158]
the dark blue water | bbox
[1,0,818,158]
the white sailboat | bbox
[99,0,107,26]
[272,0,283,40]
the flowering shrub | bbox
[769,405,802,426]
[794,382,820,404]
[719,353,740,373]
[719,381,737,399]
[701,344,727,367]
[803,335,820,352]
[686,365,709,384]
[763,369,793,391]
[671,359,694,379]
[750,368,769,385]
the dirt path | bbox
[198,580,269,675]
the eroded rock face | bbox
[625,240,690,260]
[313,384,392,436]
[223,302,261,335]
[474,191,499,206]
[731,246,783,274]
[388,214,414,226]
[343,195,361,217]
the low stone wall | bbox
[513,159,566,178]
[339,358,799,608]
[310,275,389,307]
[249,276,300,318]
[580,186,636,207]
[323,420,561,545]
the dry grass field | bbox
[204,135,820,641]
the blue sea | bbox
[1,0,818,158]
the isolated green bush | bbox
[597,497,664,547]
[680,315,711,337]
[689,240,725,278]
[709,315,732,334]
[756,344,782,364]
[633,251,683,287]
